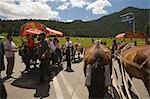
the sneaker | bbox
[34,93,40,97]
[65,68,74,72]
[68,69,74,72]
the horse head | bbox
[84,42,111,66]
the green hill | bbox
[0,7,149,37]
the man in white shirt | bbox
[65,36,74,72]
[4,34,17,78]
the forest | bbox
[0,7,149,37]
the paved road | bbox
[1,53,149,99]
[1,54,88,99]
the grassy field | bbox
[0,33,146,48]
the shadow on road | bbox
[10,65,63,98]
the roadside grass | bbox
[0,33,146,48]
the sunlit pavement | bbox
[1,53,88,99]
[1,53,149,99]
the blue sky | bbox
[0,0,149,21]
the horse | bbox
[83,41,112,98]
[115,42,150,95]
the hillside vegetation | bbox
[0,7,149,37]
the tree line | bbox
[0,7,149,37]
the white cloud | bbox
[69,0,89,8]
[59,0,67,2]
[63,20,73,22]
[57,0,89,11]
[57,2,70,10]
[56,0,111,15]
[86,0,112,14]
[0,0,59,20]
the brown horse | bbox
[84,42,111,67]
[116,42,150,95]
[83,41,112,98]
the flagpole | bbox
[120,12,135,42]
[132,13,135,42]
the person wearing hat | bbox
[4,34,17,78]
[65,36,74,72]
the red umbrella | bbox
[115,33,126,38]
[21,28,44,36]
[46,27,63,37]
[19,21,46,36]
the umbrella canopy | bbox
[46,27,63,37]
[115,33,126,38]
[124,31,146,38]
[21,28,44,36]
[19,21,46,36]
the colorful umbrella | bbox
[21,28,44,36]
[46,27,63,37]
[115,33,126,38]
[19,21,46,36]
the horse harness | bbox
[115,43,150,74]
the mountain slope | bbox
[0,7,149,37]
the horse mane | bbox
[84,43,110,65]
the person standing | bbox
[4,34,17,78]
[112,39,117,55]
[38,33,51,83]
[55,38,62,65]
[0,36,5,72]
[0,36,7,99]
[49,38,57,65]
[65,36,74,72]
[23,34,36,72]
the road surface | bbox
[1,53,149,99]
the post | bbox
[132,13,135,42]
[120,12,135,42]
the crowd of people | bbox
[0,33,76,98]
[0,33,141,99]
